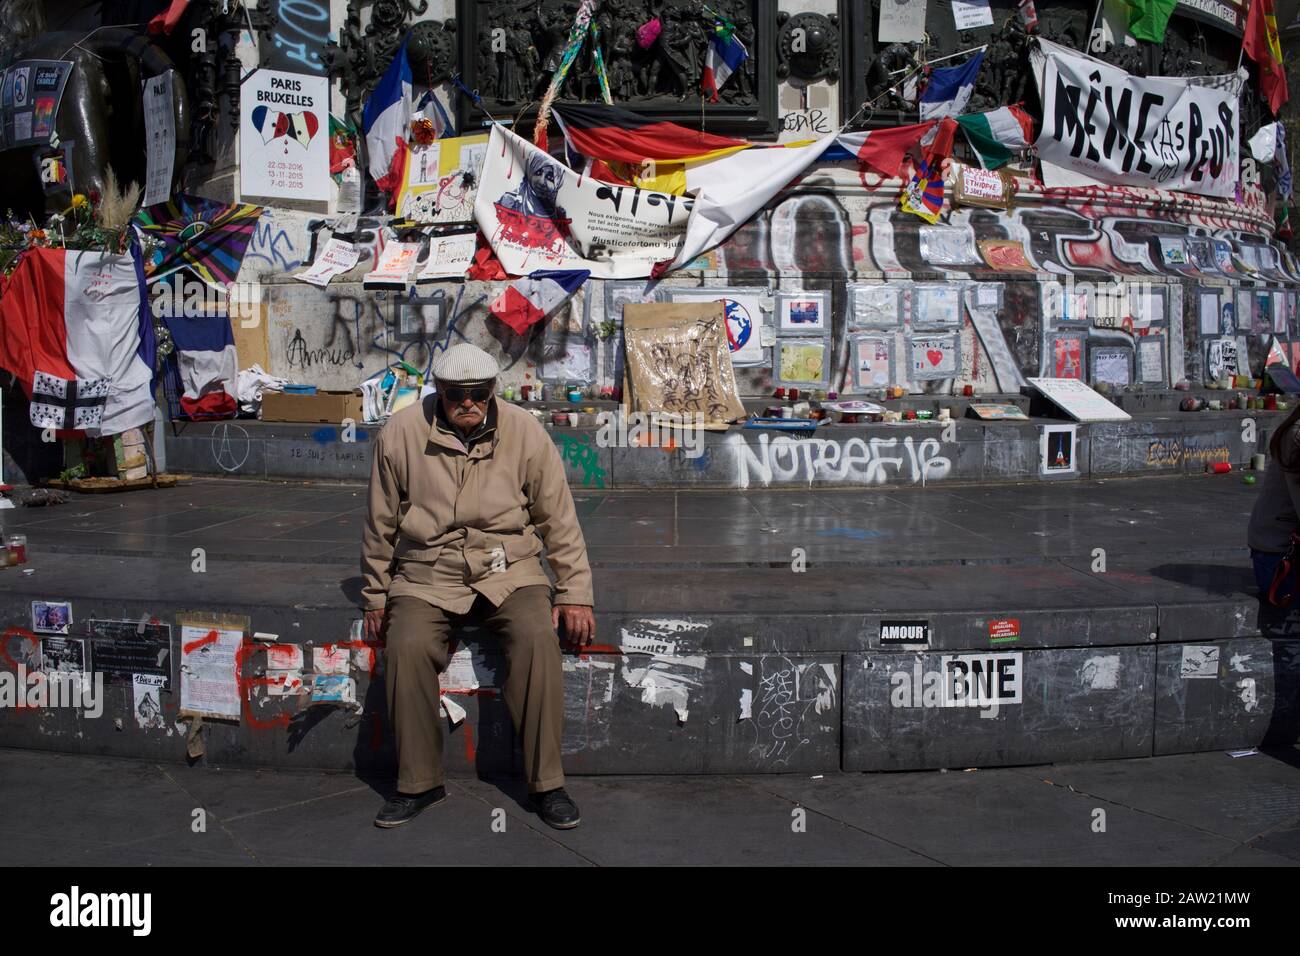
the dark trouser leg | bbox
[478,585,566,793]
[383,596,454,793]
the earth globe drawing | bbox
[722,299,752,352]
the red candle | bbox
[1210,462,1232,474]
[1265,395,1278,410]
[789,388,801,401]
[904,409,917,421]
[962,385,974,397]
[774,388,786,399]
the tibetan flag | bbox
[135,195,263,290]
[1244,0,1288,116]
[490,270,590,335]
[919,51,984,121]
[955,106,1035,169]
[161,305,239,420]
[702,15,749,102]
[30,372,111,431]
[836,122,936,179]
[363,38,413,192]
[1126,0,1177,43]
[901,117,959,224]
[0,247,156,437]
[552,104,749,167]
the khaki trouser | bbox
[384,586,566,794]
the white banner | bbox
[879,0,927,43]
[1033,38,1242,199]
[475,125,694,279]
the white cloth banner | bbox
[1032,38,1242,199]
[475,125,694,279]
[476,124,839,278]
[62,252,155,436]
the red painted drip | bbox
[183,629,219,654]
[462,718,476,763]
[236,638,292,730]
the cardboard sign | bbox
[239,68,330,205]
[623,302,746,427]
[1027,377,1132,422]
[954,163,1013,209]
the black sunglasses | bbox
[441,385,492,403]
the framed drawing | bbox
[850,335,894,392]
[775,338,830,387]
[1090,345,1133,388]
[776,290,830,334]
[847,283,901,329]
[1136,336,1166,386]
[907,332,960,380]
[911,283,963,329]
[1044,330,1086,380]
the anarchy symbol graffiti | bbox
[210,422,251,473]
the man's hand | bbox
[364,608,387,644]
[553,604,595,647]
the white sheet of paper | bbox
[179,625,243,720]
[952,0,994,29]
[879,0,927,42]
[364,241,421,286]
[295,238,360,287]
[142,72,174,206]
[417,232,477,280]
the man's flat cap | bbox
[432,343,500,383]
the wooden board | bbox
[45,475,188,493]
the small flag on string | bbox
[919,50,984,121]
[490,270,590,335]
[901,118,959,224]
[702,13,749,102]
[29,371,111,431]
[955,105,1035,170]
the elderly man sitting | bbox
[361,343,596,829]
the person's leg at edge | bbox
[477,586,572,814]
[377,595,455,826]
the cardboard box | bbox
[261,389,364,423]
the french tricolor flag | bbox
[489,271,590,335]
[702,18,748,102]
[363,37,413,193]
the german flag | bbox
[552,103,750,166]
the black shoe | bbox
[532,788,581,829]
[374,786,446,828]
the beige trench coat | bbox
[361,395,594,613]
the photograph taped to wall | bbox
[1091,346,1133,388]
[1273,291,1287,333]
[1131,285,1165,328]
[908,333,960,380]
[1040,423,1078,476]
[1047,331,1086,380]
[1254,290,1274,333]
[605,280,658,326]
[1136,336,1165,385]
[912,284,962,328]
[1290,292,1300,338]
[1198,289,1220,336]
[776,338,830,387]
[1042,281,1085,326]
[918,225,981,266]
[848,284,901,329]
[668,288,768,367]
[541,336,596,383]
[851,335,894,391]
[1237,288,1256,334]
[776,291,829,334]
[1205,337,1239,382]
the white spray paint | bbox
[728,432,953,488]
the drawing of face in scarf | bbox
[500,151,566,219]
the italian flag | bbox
[955,106,1035,170]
